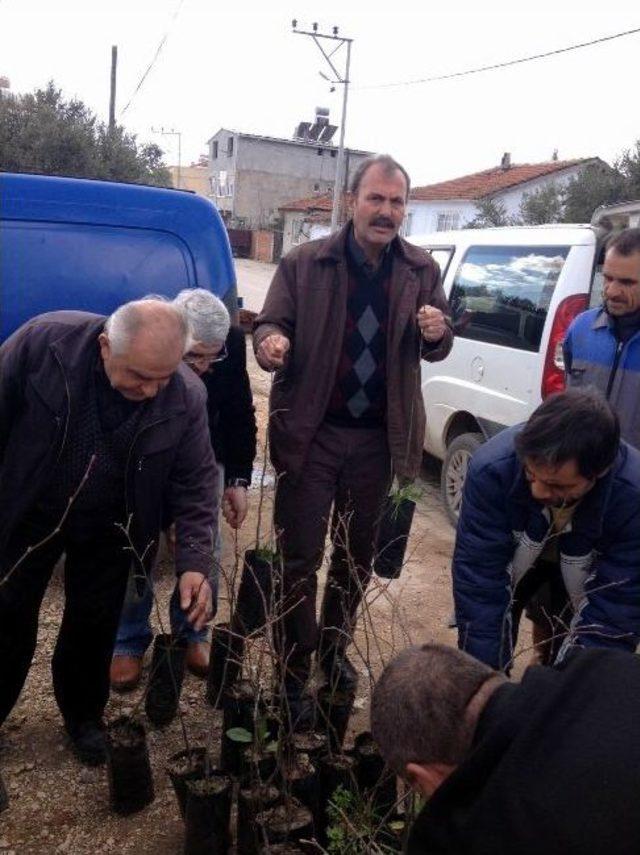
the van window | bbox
[449,245,570,352]
[425,247,454,281]
[1,221,194,338]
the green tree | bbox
[465,197,515,228]
[0,81,170,186]
[519,182,565,225]
[615,140,640,199]
[562,162,627,223]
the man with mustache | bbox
[253,154,453,725]
[564,227,640,450]
[452,388,640,671]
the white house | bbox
[406,154,605,235]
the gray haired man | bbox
[0,301,218,764]
[110,289,257,688]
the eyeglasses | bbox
[183,344,228,367]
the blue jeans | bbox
[114,471,223,657]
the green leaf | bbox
[226,727,253,743]
[265,741,278,753]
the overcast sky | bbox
[1,0,638,186]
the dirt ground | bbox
[0,343,461,854]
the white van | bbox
[408,223,605,524]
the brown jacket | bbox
[253,223,453,481]
[0,312,219,577]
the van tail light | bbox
[541,294,588,399]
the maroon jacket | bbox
[253,223,453,481]
[0,312,219,577]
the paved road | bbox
[235,257,277,314]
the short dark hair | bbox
[371,644,495,774]
[515,389,620,479]
[350,154,411,200]
[606,227,640,256]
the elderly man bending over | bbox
[0,301,218,765]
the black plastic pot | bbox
[353,731,397,819]
[0,769,8,813]
[206,622,244,709]
[183,770,233,855]
[316,686,355,754]
[233,549,275,635]
[167,746,212,820]
[145,633,187,728]
[278,752,320,835]
[240,744,278,789]
[237,784,281,855]
[255,799,314,847]
[220,680,260,776]
[318,753,355,843]
[373,495,416,579]
[106,716,154,815]
[292,730,328,764]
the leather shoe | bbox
[319,649,359,693]
[65,720,107,766]
[186,641,210,678]
[110,655,143,692]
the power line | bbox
[120,0,186,116]
[356,25,640,90]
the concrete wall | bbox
[282,211,332,256]
[168,165,211,198]
[208,130,370,227]
[209,130,238,215]
[236,172,334,227]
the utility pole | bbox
[109,46,117,131]
[292,21,353,233]
[152,127,182,188]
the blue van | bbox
[0,172,237,341]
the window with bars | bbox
[436,211,460,232]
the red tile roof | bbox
[279,192,334,213]
[410,158,600,201]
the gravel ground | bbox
[0,343,465,853]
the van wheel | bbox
[441,433,484,526]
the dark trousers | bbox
[511,559,572,665]
[0,517,131,728]
[274,422,391,684]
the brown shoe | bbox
[110,655,143,692]
[186,641,210,678]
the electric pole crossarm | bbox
[292,21,354,234]
[311,36,343,81]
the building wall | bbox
[168,165,211,198]
[208,129,370,227]
[406,164,591,235]
[236,172,335,228]
[282,210,331,256]
[406,200,475,236]
[209,129,238,215]
[496,165,586,218]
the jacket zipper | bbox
[123,414,174,523]
[52,350,71,466]
[605,340,624,400]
